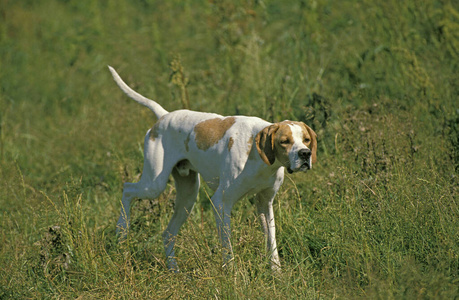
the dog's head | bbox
[255,121,317,173]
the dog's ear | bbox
[255,124,279,165]
[304,124,317,164]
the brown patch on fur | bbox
[149,116,165,141]
[255,124,279,165]
[228,137,234,151]
[272,122,295,165]
[149,123,160,141]
[247,137,253,156]
[304,124,317,163]
[194,117,236,150]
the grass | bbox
[1,0,458,298]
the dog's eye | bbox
[304,138,311,143]
[280,139,289,144]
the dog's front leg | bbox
[256,188,281,271]
[211,188,235,268]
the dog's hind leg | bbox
[116,182,137,237]
[162,167,200,272]
[116,173,171,238]
[116,136,172,238]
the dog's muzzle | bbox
[287,149,312,173]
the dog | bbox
[109,66,317,271]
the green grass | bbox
[1,0,458,298]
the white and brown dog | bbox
[109,66,317,271]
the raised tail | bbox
[108,66,168,118]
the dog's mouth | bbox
[287,161,311,174]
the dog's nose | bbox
[298,148,311,160]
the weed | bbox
[0,0,457,298]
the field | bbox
[1,0,458,298]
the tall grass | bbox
[1,0,458,298]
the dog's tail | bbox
[108,66,168,118]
